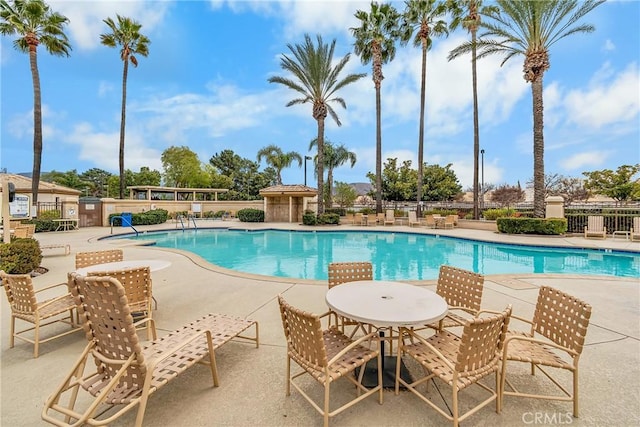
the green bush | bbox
[497,217,567,235]
[39,210,61,220]
[482,208,517,220]
[325,208,346,217]
[318,213,340,225]
[0,238,42,274]
[359,207,376,215]
[109,209,169,226]
[303,211,317,225]
[237,208,264,222]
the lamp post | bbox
[304,156,312,186]
[480,149,485,211]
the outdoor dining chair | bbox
[84,266,154,340]
[396,305,512,427]
[277,295,382,427]
[500,286,592,417]
[327,261,373,336]
[74,248,124,269]
[0,271,80,358]
[42,273,259,427]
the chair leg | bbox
[496,370,501,414]
[452,386,459,427]
[323,381,330,427]
[285,357,291,396]
[573,368,579,417]
[9,315,15,348]
[34,320,40,358]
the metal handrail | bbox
[110,215,139,236]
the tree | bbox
[333,181,358,209]
[400,0,449,216]
[491,183,525,208]
[133,166,161,187]
[583,165,640,204]
[352,2,401,213]
[80,168,114,197]
[448,0,498,220]
[100,14,150,199]
[367,158,416,203]
[41,169,88,192]
[209,150,276,200]
[256,144,302,185]
[449,0,604,217]
[535,173,589,206]
[161,146,207,188]
[268,34,365,214]
[309,139,357,208]
[421,163,463,201]
[0,0,71,211]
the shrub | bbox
[318,213,340,225]
[359,207,376,215]
[39,210,61,220]
[0,238,42,274]
[325,207,346,217]
[237,208,264,222]
[482,208,517,220]
[303,211,317,225]
[29,218,57,232]
[497,217,567,235]
[109,209,169,226]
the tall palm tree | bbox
[0,0,70,210]
[448,0,498,220]
[256,144,302,185]
[449,0,604,217]
[268,34,365,214]
[309,139,357,208]
[352,2,401,214]
[400,0,449,217]
[100,14,150,199]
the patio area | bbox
[1,221,639,426]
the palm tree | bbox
[400,0,449,217]
[309,139,357,208]
[268,34,365,214]
[448,0,498,220]
[0,0,70,210]
[100,14,150,199]
[352,2,401,214]
[256,144,302,185]
[449,0,604,217]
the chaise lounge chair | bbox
[584,216,606,239]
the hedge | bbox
[237,208,264,222]
[108,209,169,226]
[497,217,567,235]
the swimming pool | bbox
[118,229,639,280]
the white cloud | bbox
[64,122,162,173]
[49,0,169,51]
[98,81,114,97]
[564,62,640,129]
[602,39,615,52]
[560,150,612,171]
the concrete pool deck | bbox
[2,220,639,426]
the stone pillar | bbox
[545,196,565,219]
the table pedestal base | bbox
[357,356,412,389]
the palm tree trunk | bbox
[471,29,480,220]
[375,83,383,214]
[119,59,129,199]
[327,167,334,208]
[29,44,42,211]
[316,119,325,214]
[416,39,427,218]
[532,77,545,218]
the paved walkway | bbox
[2,221,639,426]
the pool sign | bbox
[9,194,30,218]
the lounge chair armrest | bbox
[35,281,69,293]
[327,330,380,366]
[399,327,455,370]
[504,333,578,358]
[133,318,158,340]
[38,293,75,310]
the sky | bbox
[1,0,639,191]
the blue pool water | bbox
[118,229,639,281]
